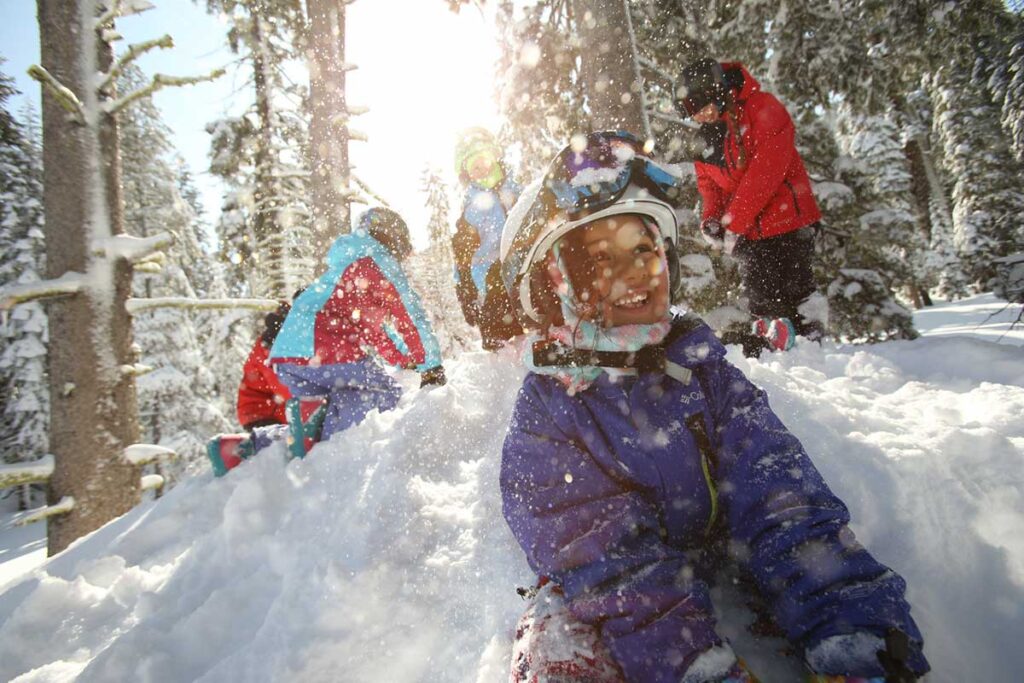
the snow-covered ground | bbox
[1,294,1022,682]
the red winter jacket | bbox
[272,256,429,368]
[237,339,291,429]
[694,63,821,240]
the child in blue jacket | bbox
[498,132,928,682]
[452,127,524,349]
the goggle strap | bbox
[532,340,667,373]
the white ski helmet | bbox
[500,131,684,326]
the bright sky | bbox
[0,0,503,248]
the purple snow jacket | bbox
[501,316,929,681]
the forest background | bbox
[1,0,1023,554]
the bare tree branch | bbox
[99,34,175,93]
[104,68,226,115]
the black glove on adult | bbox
[700,218,725,248]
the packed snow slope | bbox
[1,296,1022,682]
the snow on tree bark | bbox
[307,0,353,256]
[36,0,141,555]
[574,0,646,134]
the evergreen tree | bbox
[802,111,917,341]
[835,107,933,306]
[495,0,589,178]
[408,169,476,356]
[118,65,230,471]
[204,0,316,299]
[989,29,1024,162]
[0,72,48,473]
[929,62,1024,289]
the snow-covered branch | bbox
[18,497,75,526]
[351,175,392,207]
[141,474,165,492]
[637,56,675,83]
[120,363,154,377]
[649,110,692,126]
[0,455,54,489]
[123,443,177,466]
[99,34,174,93]
[104,68,226,115]
[0,273,87,311]
[330,106,370,128]
[95,0,155,28]
[95,0,123,27]
[134,262,163,274]
[98,232,173,263]
[340,188,371,204]
[27,65,85,124]
[125,297,280,314]
[340,62,359,72]
[348,128,369,142]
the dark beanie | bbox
[261,302,291,347]
[675,58,728,116]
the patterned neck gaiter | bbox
[526,231,672,395]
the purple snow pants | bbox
[274,359,402,441]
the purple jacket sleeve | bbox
[699,346,928,674]
[500,380,722,681]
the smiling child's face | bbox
[560,214,670,327]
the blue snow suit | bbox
[460,177,522,293]
[500,316,929,681]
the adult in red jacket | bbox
[676,58,826,356]
[236,302,292,430]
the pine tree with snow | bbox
[0,72,48,477]
[798,110,918,342]
[204,0,317,299]
[989,29,1024,163]
[118,65,230,472]
[929,62,1024,290]
[834,107,933,307]
[494,0,590,179]
[407,169,476,356]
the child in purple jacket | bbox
[498,132,928,683]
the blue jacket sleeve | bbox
[500,379,722,681]
[699,348,929,675]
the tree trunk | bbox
[250,9,286,298]
[37,0,140,555]
[573,0,648,135]
[306,0,351,258]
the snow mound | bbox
[1,329,1023,682]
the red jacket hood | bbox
[721,62,761,103]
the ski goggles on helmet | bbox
[500,131,683,323]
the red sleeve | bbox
[722,93,795,236]
[694,163,727,222]
[237,340,290,427]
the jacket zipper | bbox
[685,413,719,535]
[784,179,801,216]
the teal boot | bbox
[285,398,328,460]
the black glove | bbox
[420,366,447,388]
[700,218,725,248]
[877,629,918,682]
